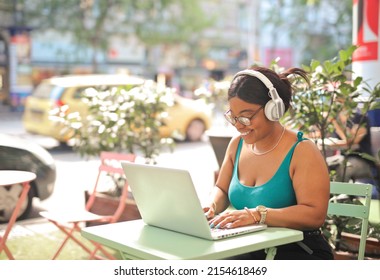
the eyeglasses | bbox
[224,107,263,126]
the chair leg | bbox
[265,247,277,260]
[89,242,116,260]
[49,220,115,260]
[51,233,71,260]
[0,243,15,260]
[49,222,85,260]
[51,226,95,259]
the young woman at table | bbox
[204,66,334,260]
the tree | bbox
[19,0,212,72]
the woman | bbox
[204,66,333,259]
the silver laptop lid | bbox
[121,162,213,240]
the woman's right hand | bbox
[203,204,216,220]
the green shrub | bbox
[55,80,175,163]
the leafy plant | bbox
[194,79,231,115]
[287,45,380,252]
[289,45,380,173]
[53,80,175,164]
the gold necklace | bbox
[250,126,286,156]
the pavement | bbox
[0,103,23,121]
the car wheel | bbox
[186,119,206,142]
[0,183,35,223]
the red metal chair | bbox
[40,151,136,260]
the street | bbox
[0,107,221,221]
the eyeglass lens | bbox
[225,107,262,126]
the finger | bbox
[218,211,252,229]
[203,207,210,213]
[203,207,210,215]
[210,210,241,228]
[205,209,215,219]
[214,215,236,229]
[209,214,223,228]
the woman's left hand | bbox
[209,209,255,229]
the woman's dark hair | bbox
[228,66,309,112]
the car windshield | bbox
[33,83,65,100]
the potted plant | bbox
[287,45,380,258]
[55,79,176,164]
[51,80,176,221]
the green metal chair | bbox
[328,181,373,260]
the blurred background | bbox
[0,0,353,108]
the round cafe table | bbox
[0,170,36,260]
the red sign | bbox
[353,0,379,62]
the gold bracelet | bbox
[244,207,258,224]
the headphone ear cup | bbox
[264,99,285,121]
[264,100,277,121]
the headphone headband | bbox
[233,69,274,91]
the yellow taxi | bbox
[22,74,212,143]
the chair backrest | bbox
[208,134,232,168]
[86,151,136,223]
[328,181,373,260]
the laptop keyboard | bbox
[211,227,229,232]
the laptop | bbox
[121,162,267,240]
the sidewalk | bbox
[0,103,23,121]
[0,103,25,136]
[0,217,56,239]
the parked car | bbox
[0,133,56,223]
[22,74,212,143]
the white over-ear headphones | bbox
[233,69,285,121]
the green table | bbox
[81,219,303,260]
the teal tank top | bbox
[228,131,306,210]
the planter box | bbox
[85,191,141,227]
[336,232,380,259]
